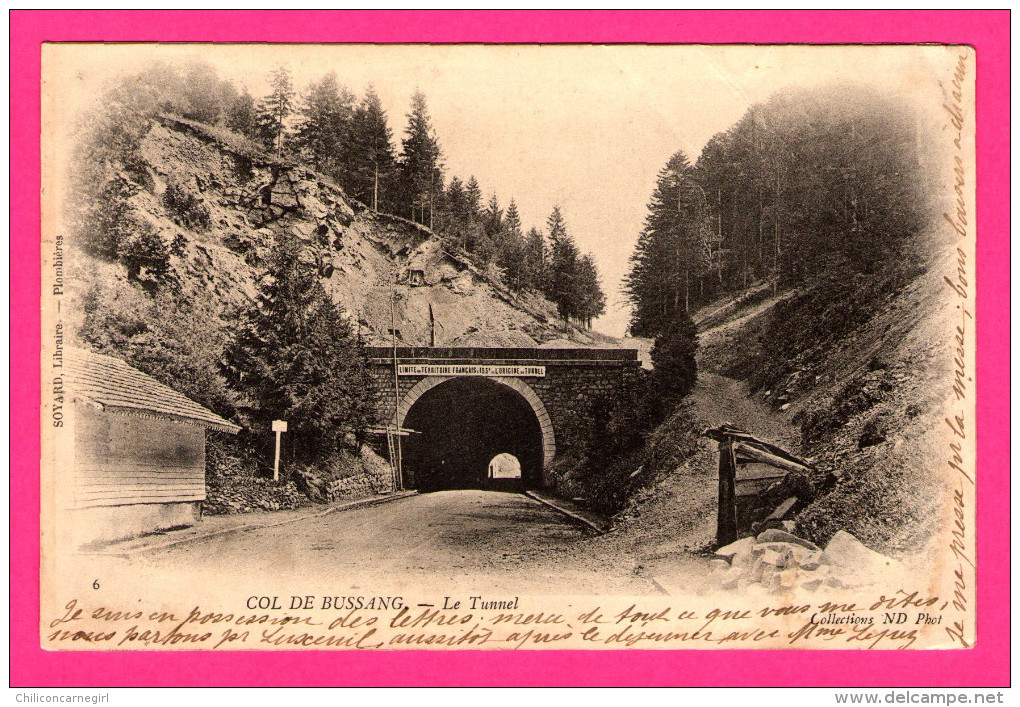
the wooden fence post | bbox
[717,439,738,547]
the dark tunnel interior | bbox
[401,377,544,492]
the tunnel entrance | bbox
[402,377,544,492]
[488,453,521,479]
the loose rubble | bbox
[713,527,901,593]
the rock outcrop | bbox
[104,115,614,350]
[713,527,902,593]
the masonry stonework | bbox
[365,347,644,487]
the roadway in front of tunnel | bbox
[116,490,659,596]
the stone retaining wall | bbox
[324,469,393,502]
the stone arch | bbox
[397,375,556,470]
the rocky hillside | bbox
[69,115,612,349]
[694,248,957,556]
[591,243,957,581]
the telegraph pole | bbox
[390,292,404,491]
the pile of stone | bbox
[712,528,901,593]
[204,478,308,515]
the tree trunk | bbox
[429,172,435,230]
[757,198,764,273]
[773,170,781,295]
[684,266,690,313]
[373,163,379,211]
[717,188,725,285]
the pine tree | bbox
[522,226,547,290]
[546,206,568,248]
[444,176,466,222]
[224,233,371,462]
[624,150,708,337]
[227,88,258,139]
[255,67,295,155]
[398,90,443,227]
[693,130,736,290]
[504,199,522,238]
[544,206,582,322]
[465,192,501,262]
[348,85,395,211]
[464,176,483,222]
[647,312,698,421]
[457,175,485,254]
[292,72,354,181]
[437,176,468,247]
[484,193,504,237]
[497,199,526,291]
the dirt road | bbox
[122,490,655,595]
[692,371,799,449]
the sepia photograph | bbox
[37,39,978,655]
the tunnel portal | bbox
[402,377,544,492]
[365,347,643,492]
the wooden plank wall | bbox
[73,406,206,508]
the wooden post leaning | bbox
[716,438,739,547]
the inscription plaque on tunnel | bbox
[398,364,546,377]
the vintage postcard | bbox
[39,41,977,653]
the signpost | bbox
[389,294,403,491]
[271,419,287,482]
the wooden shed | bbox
[64,349,240,547]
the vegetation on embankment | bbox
[692,247,954,556]
[588,246,953,562]
[705,258,930,401]
[595,81,950,556]
[623,83,939,333]
[549,315,700,516]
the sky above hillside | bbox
[50,44,951,337]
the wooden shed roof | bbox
[67,349,241,434]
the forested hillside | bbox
[624,83,942,398]
[63,61,612,490]
[606,83,952,555]
[179,63,607,326]
[62,59,954,547]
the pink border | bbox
[11,11,1009,687]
